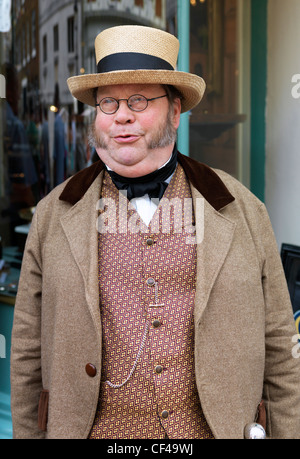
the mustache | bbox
[88,124,145,149]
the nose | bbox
[114,99,135,124]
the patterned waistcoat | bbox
[89,164,213,439]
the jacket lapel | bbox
[60,171,104,325]
[190,184,236,325]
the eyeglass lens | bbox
[97,94,167,114]
[99,95,148,114]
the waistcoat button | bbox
[155,365,163,374]
[161,410,169,419]
[85,363,97,377]
[146,277,155,286]
[152,319,161,328]
[146,238,154,246]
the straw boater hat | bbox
[67,25,206,113]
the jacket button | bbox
[85,363,97,377]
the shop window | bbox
[189,0,249,180]
[0,0,169,251]
[0,0,250,252]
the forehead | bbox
[96,84,164,97]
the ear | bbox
[172,97,181,129]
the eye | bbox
[130,95,145,102]
[101,97,116,106]
[99,97,118,113]
[128,94,147,110]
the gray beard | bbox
[88,109,177,151]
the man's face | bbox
[90,84,181,177]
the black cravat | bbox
[107,146,178,200]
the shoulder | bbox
[213,168,264,210]
[37,160,104,210]
[212,169,274,251]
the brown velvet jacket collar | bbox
[59,152,235,211]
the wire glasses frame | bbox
[95,94,168,114]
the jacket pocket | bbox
[38,389,49,432]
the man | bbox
[10,25,300,439]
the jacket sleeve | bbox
[258,203,300,439]
[10,207,45,439]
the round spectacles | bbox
[95,94,168,114]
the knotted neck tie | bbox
[106,146,178,201]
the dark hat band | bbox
[97,52,174,74]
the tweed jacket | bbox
[10,153,300,439]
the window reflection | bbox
[189,0,246,177]
[0,0,168,249]
[0,0,248,250]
